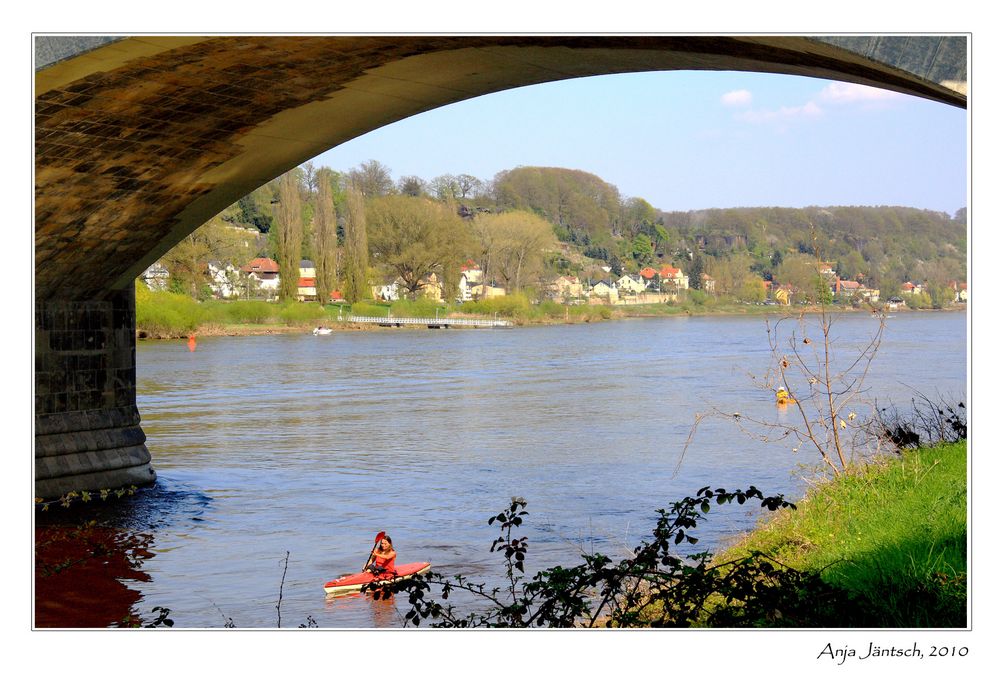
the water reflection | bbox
[35,516,155,627]
[324,592,402,628]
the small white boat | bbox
[313,327,333,335]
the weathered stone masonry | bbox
[35,288,154,499]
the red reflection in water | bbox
[324,591,401,628]
[35,523,155,628]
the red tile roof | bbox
[242,257,279,273]
[298,277,316,287]
[639,267,657,279]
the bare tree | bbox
[348,160,394,198]
[455,174,484,200]
[473,211,557,293]
[398,175,426,197]
[676,307,888,480]
[429,174,461,202]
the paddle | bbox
[363,531,386,572]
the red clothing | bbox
[372,553,395,573]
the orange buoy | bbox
[187,334,197,352]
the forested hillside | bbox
[165,160,965,304]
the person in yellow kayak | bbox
[776,387,796,404]
[366,535,397,575]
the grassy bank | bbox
[718,441,967,627]
[135,282,961,339]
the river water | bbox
[113,311,966,628]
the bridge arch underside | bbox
[33,35,966,498]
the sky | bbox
[315,69,967,216]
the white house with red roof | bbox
[458,260,483,301]
[296,260,317,300]
[242,257,280,290]
[297,276,317,301]
[658,264,689,290]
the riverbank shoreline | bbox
[137,303,965,339]
[712,440,967,627]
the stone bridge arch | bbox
[33,35,967,498]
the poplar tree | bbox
[313,168,339,304]
[342,186,370,303]
[275,171,303,302]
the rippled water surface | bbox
[129,311,966,627]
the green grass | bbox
[719,441,967,627]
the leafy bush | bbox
[278,301,325,324]
[385,297,451,318]
[135,283,205,337]
[538,300,567,318]
[221,301,276,324]
[366,488,893,627]
[460,293,534,319]
[687,289,714,306]
[874,394,967,450]
[350,301,394,317]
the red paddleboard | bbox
[324,561,431,596]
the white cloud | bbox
[818,82,906,104]
[721,89,753,106]
[736,101,823,123]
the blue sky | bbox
[315,70,967,216]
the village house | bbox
[420,273,445,302]
[834,278,861,297]
[241,257,280,297]
[700,273,716,294]
[658,264,689,290]
[773,284,794,305]
[615,274,647,295]
[856,287,881,302]
[589,280,619,304]
[296,260,317,301]
[901,281,924,295]
[471,282,507,300]
[374,280,400,302]
[458,261,483,302]
[833,279,879,303]
[638,267,659,287]
[207,261,239,298]
[141,262,169,290]
[948,281,968,302]
[550,275,584,301]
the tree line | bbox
[157,160,966,305]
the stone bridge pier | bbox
[33,35,966,499]
[35,290,153,498]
